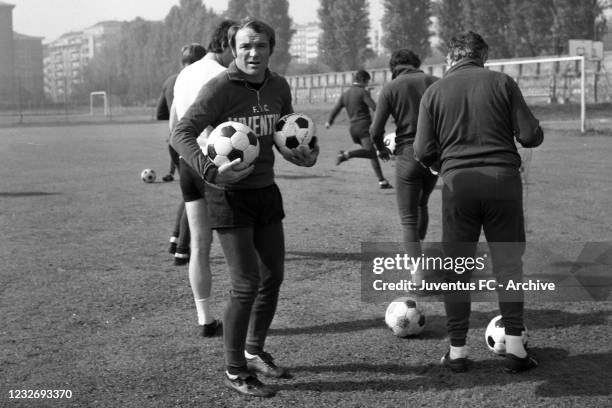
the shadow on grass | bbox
[270,318,382,336]
[269,309,610,338]
[286,251,363,262]
[276,174,330,180]
[277,348,612,397]
[0,191,61,197]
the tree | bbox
[436,0,609,58]
[461,0,513,58]
[318,0,372,71]
[435,0,465,55]
[381,0,431,58]
[224,0,295,74]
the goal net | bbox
[90,91,109,116]
[485,56,586,133]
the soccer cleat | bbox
[168,242,178,255]
[441,351,470,373]
[504,353,538,373]
[201,319,222,337]
[246,351,291,379]
[379,180,393,189]
[336,150,348,165]
[174,253,189,266]
[162,174,174,182]
[223,372,275,398]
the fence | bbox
[286,53,612,107]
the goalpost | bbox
[485,56,586,133]
[90,91,109,116]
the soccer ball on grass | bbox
[141,168,156,183]
[485,314,528,355]
[206,121,259,171]
[385,297,426,337]
[273,113,317,156]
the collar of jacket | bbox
[392,64,423,79]
[226,61,271,84]
[445,58,485,76]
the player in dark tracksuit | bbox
[414,31,543,374]
[156,73,180,181]
[370,49,439,279]
[156,44,206,265]
[326,70,392,189]
[172,18,318,398]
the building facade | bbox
[0,1,16,107]
[44,21,120,103]
[14,32,44,106]
[289,22,321,64]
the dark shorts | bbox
[204,183,285,229]
[349,120,371,144]
[179,158,207,202]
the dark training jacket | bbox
[327,84,375,125]
[155,73,178,120]
[370,65,438,152]
[171,61,293,190]
[414,58,543,174]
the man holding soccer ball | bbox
[172,17,318,398]
[414,31,543,374]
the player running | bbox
[326,70,392,189]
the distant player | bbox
[156,43,206,183]
[370,49,439,285]
[157,43,206,266]
[169,20,237,338]
[325,70,392,189]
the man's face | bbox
[233,27,271,83]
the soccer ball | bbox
[384,297,426,337]
[273,113,317,155]
[485,315,528,355]
[141,168,156,183]
[206,121,259,171]
[383,132,396,155]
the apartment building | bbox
[44,21,120,102]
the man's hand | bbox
[282,139,319,167]
[211,157,254,184]
[378,147,392,162]
[324,122,331,129]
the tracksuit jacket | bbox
[370,65,439,153]
[414,58,543,174]
[171,61,293,190]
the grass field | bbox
[1,106,611,407]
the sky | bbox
[8,0,384,42]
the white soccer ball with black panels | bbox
[206,121,259,171]
[141,168,156,183]
[485,314,528,355]
[385,297,426,337]
[273,113,317,155]
[383,132,396,155]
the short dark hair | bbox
[389,49,421,70]
[181,43,206,66]
[207,20,237,53]
[447,31,489,64]
[228,17,276,55]
[354,69,371,82]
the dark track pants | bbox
[441,166,526,346]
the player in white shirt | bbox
[170,20,236,337]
